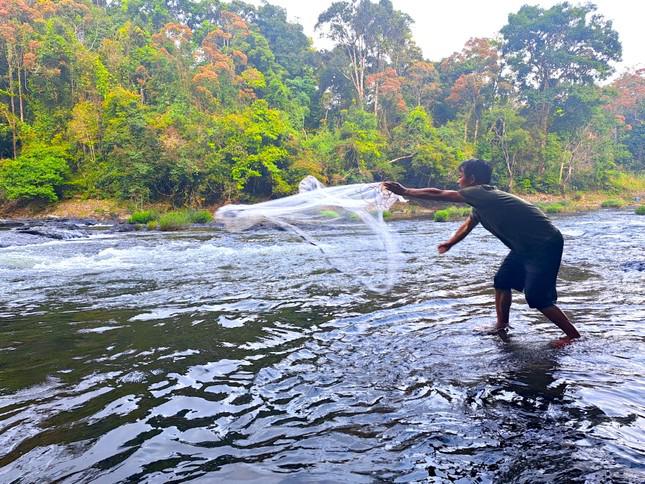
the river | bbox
[0,209,643,482]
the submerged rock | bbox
[15,219,94,240]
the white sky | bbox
[250,0,644,73]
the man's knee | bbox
[525,290,552,309]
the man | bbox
[384,158,580,347]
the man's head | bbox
[458,159,492,187]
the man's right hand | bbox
[437,242,452,254]
[383,181,407,196]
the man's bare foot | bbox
[550,337,579,348]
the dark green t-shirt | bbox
[459,185,561,254]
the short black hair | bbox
[459,159,492,184]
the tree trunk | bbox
[373,81,379,117]
[7,47,16,120]
[17,62,24,122]
[539,101,549,174]
[463,110,469,143]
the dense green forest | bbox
[0,0,643,208]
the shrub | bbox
[433,209,449,222]
[542,203,565,214]
[601,199,623,208]
[0,145,71,202]
[635,205,645,215]
[147,220,159,230]
[128,210,158,224]
[434,205,470,222]
[159,210,191,231]
[189,209,213,223]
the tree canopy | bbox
[0,0,641,205]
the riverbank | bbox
[1,188,643,222]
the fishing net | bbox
[215,176,405,292]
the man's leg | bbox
[539,305,580,340]
[495,288,512,330]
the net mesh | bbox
[215,176,405,293]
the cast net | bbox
[215,176,405,292]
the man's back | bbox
[459,185,561,254]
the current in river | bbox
[0,209,643,482]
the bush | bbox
[601,199,623,208]
[158,211,191,231]
[128,210,158,224]
[635,205,645,215]
[189,209,213,223]
[433,210,449,222]
[541,202,565,214]
[147,220,159,230]
[0,145,71,202]
[434,205,471,222]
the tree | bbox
[501,2,621,170]
[390,106,460,186]
[316,0,417,108]
[401,61,440,110]
[440,38,503,143]
[68,99,100,168]
[478,106,531,190]
[606,69,645,171]
[98,86,159,201]
[213,99,294,198]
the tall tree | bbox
[315,0,416,109]
[500,2,621,171]
[441,38,503,144]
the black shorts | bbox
[493,234,564,309]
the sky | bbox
[249,0,644,73]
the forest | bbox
[0,0,643,208]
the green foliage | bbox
[147,220,159,230]
[189,209,213,224]
[337,108,388,182]
[216,100,294,198]
[635,205,645,215]
[433,205,471,222]
[600,199,624,208]
[128,210,158,224]
[539,202,565,214]
[158,210,192,231]
[0,145,71,202]
[156,209,212,230]
[97,87,158,201]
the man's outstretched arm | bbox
[383,181,465,203]
[438,214,478,253]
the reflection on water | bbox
[0,210,643,482]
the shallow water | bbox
[0,210,643,482]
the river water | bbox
[0,210,643,483]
